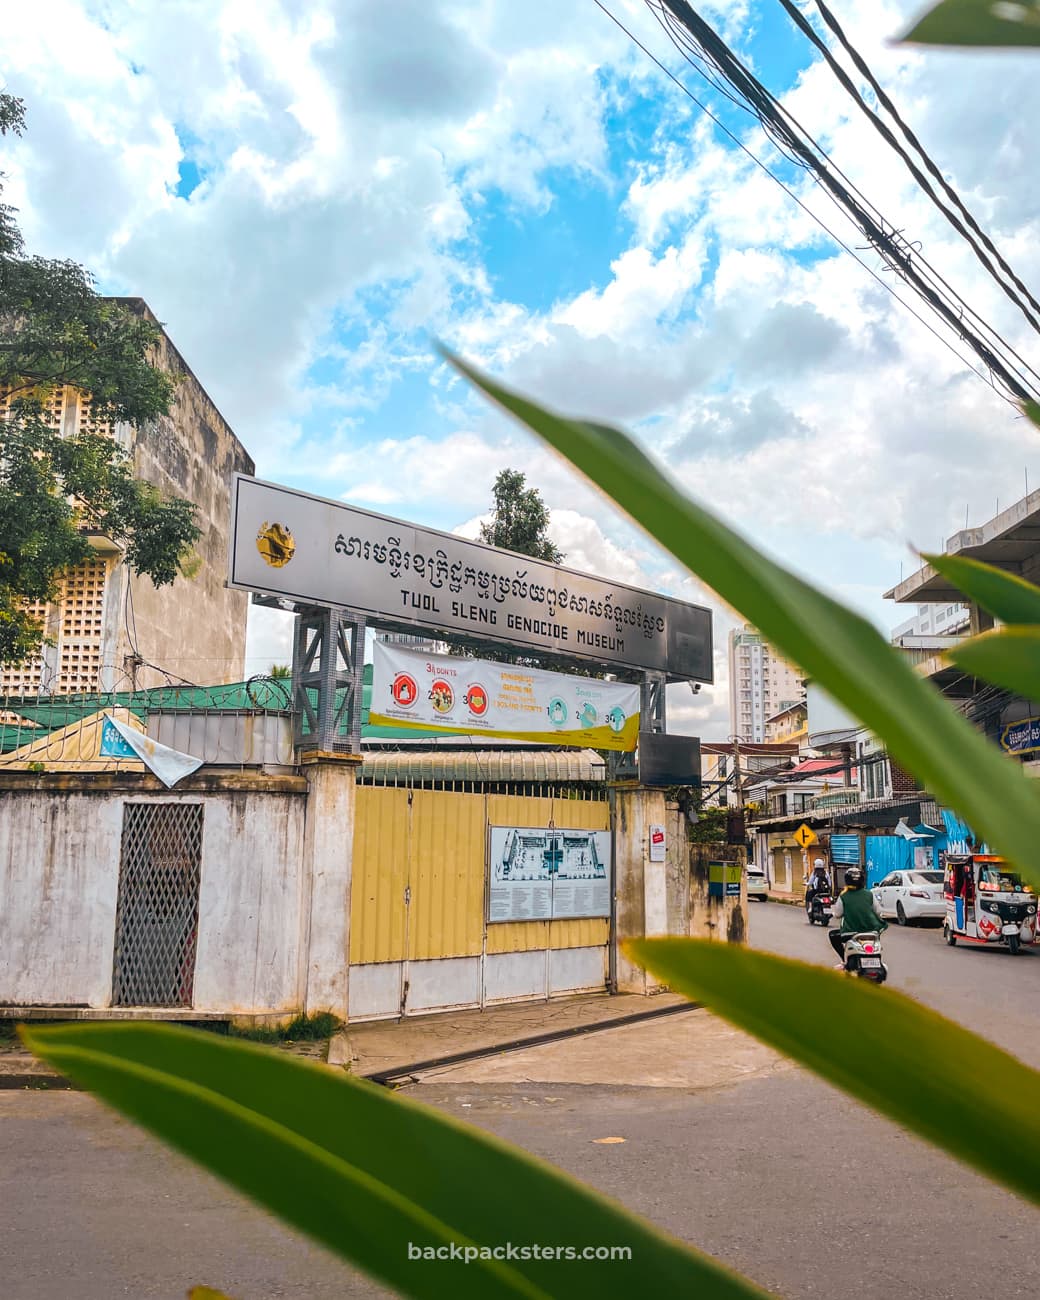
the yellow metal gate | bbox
[349,786,610,1019]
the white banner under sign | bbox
[102,714,203,788]
[370,642,640,750]
[488,826,611,922]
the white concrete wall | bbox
[0,779,308,1014]
[0,789,124,1006]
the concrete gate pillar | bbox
[299,753,361,1020]
[613,786,675,994]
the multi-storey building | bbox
[1,299,253,695]
[728,624,804,743]
[374,630,448,656]
[886,488,1040,763]
[891,602,969,640]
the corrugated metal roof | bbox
[360,748,607,784]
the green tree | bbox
[449,467,566,666]
[0,92,200,667]
[268,663,291,679]
[478,468,564,562]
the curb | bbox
[0,1067,71,1090]
[765,894,805,907]
[362,999,704,1086]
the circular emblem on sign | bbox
[579,703,599,729]
[429,679,455,714]
[606,706,626,733]
[465,684,489,717]
[547,697,568,727]
[256,521,296,568]
[391,673,418,708]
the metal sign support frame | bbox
[253,595,366,755]
[641,672,667,735]
[256,593,672,761]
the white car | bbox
[746,867,769,901]
[873,869,945,925]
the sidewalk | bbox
[338,990,690,1079]
[0,992,688,1089]
[764,889,804,907]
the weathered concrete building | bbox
[1,298,253,694]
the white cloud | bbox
[9,0,1040,738]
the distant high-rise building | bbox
[728,625,804,743]
[375,630,447,656]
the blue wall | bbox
[864,835,913,888]
[831,834,860,865]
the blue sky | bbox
[5,0,1040,731]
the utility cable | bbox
[634,0,1039,402]
[791,0,1040,336]
[649,0,1039,404]
[590,0,1012,404]
[653,0,1040,396]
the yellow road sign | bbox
[793,823,818,850]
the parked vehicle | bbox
[943,854,1037,955]
[746,866,769,902]
[873,869,945,925]
[805,891,834,925]
[841,931,888,983]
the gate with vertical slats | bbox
[112,802,204,1007]
[349,784,611,1020]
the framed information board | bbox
[488,826,611,922]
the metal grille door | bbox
[112,803,204,1007]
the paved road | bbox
[749,899,1040,1065]
[3,905,1038,1300]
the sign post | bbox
[291,607,366,755]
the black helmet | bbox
[844,866,865,888]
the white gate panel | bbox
[405,956,481,1013]
[549,945,607,994]
[484,950,547,1004]
[349,962,403,1020]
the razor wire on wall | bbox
[0,675,296,772]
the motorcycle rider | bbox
[804,857,830,909]
[828,865,887,967]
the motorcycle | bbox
[842,931,888,983]
[805,892,834,926]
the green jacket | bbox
[836,887,887,934]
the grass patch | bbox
[229,1011,341,1045]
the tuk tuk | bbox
[943,854,1037,954]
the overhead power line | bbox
[787,0,1040,337]
[590,0,1013,403]
[596,0,1040,407]
[649,0,1040,405]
